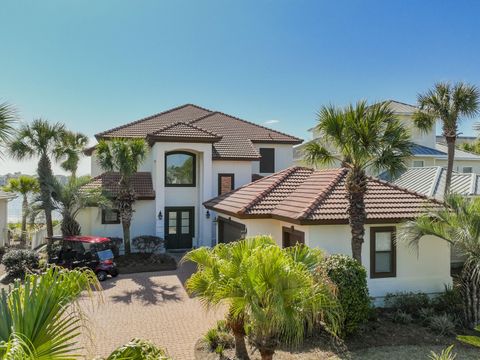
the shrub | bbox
[419,307,436,325]
[433,285,463,322]
[323,254,370,336]
[203,320,235,352]
[429,345,457,360]
[108,237,123,257]
[384,291,430,316]
[132,235,164,254]
[0,246,5,261]
[1,249,40,278]
[457,325,480,348]
[392,310,413,324]
[106,338,171,359]
[428,314,456,336]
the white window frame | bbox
[462,167,473,173]
[412,160,424,168]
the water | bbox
[7,197,61,223]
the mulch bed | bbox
[115,253,177,274]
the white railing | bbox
[31,224,61,250]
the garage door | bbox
[218,217,246,244]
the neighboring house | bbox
[77,104,302,250]
[294,100,480,174]
[203,166,451,299]
[0,190,16,247]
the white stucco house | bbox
[0,190,16,247]
[77,104,302,250]
[294,100,480,174]
[204,166,452,300]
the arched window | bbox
[165,151,196,186]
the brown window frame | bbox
[370,226,396,278]
[218,173,235,195]
[165,151,196,187]
[101,209,120,224]
[259,148,275,173]
[282,226,305,248]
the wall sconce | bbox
[158,211,163,220]
[206,210,211,219]
[213,216,218,223]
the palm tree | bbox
[2,176,39,245]
[185,236,275,360]
[398,194,480,328]
[9,119,66,245]
[0,266,100,359]
[0,102,18,157]
[96,138,148,254]
[413,82,480,195]
[304,101,412,263]
[54,131,89,180]
[49,176,110,236]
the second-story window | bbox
[259,148,275,173]
[165,151,196,186]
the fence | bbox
[31,224,61,250]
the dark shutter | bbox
[259,148,275,173]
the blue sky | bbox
[1,0,479,174]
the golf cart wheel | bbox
[111,269,119,277]
[97,271,108,281]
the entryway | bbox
[165,207,194,249]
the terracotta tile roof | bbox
[94,104,302,160]
[82,172,155,200]
[204,167,442,224]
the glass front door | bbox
[165,207,194,249]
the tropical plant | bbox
[0,102,18,157]
[1,249,40,278]
[413,82,480,195]
[9,119,66,246]
[0,266,100,359]
[429,345,457,360]
[2,176,39,245]
[105,338,171,360]
[54,131,89,180]
[459,140,480,155]
[304,101,412,263]
[398,194,480,328]
[96,138,148,254]
[384,291,431,316]
[428,314,456,336]
[457,325,480,348]
[48,176,109,236]
[185,236,276,360]
[323,254,370,335]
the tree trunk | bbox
[461,260,480,328]
[259,349,274,360]
[37,153,54,254]
[20,195,28,246]
[122,220,131,255]
[118,180,136,255]
[228,315,249,360]
[444,136,456,196]
[345,168,367,264]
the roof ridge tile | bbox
[149,121,220,137]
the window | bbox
[370,227,396,278]
[165,151,196,186]
[259,148,275,173]
[282,227,305,248]
[102,209,120,224]
[218,174,235,195]
[463,167,473,173]
[412,160,424,168]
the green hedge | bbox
[324,254,370,336]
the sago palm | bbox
[304,100,412,263]
[185,235,275,360]
[96,138,148,254]
[413,82,480,195]
[398,194,480,328]
[0,267,100,360]
[2,176,39,245]
[9,119,66,245]
[54,131,89,180]
[0,102,18,157]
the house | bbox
[203,166,451,299]
[77,104,302,250]
[0,190,16,247]
[294,100,480,174]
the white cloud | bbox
[264,119,280,125]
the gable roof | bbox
[94,104,302,160]
[380,166,480,199]
[435,143,480,160]
[412,144,446,156]
[204,167,441,224]
[81,172,155,200]
[384,100,418,115]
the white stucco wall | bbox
[212,161,253,194]
[251,144,294,176]
[0,199,8,247]
[216,215,452,299]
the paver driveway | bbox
[80,260,225,360]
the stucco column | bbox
[201,146,213,247]
[154,144,166,240]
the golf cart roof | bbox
[54,235,111,244]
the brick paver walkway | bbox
[80,260,225,360]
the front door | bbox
[165,207,194,249]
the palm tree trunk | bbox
[228,314,249,360]
[122,219,131,255]
[346,168,367,264]
[20,195,28,246]
[259,349,274,360]
[37,153,55,255]
[461,260,480,328]
[444,136,456,196]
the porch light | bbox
[206,210,211,219]
[158,211,163,220]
